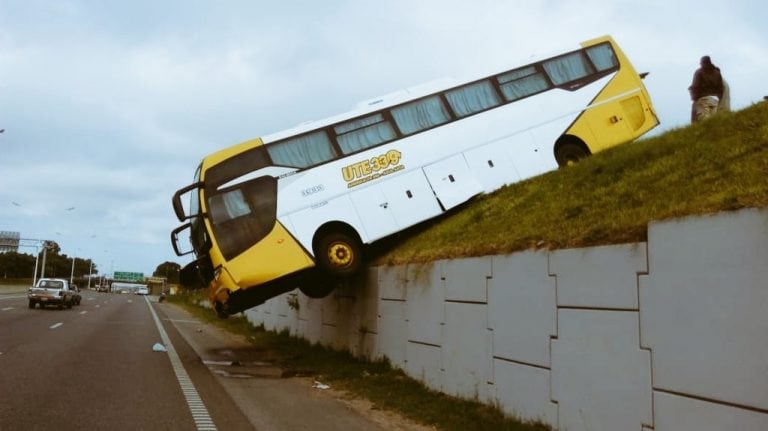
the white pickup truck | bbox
[28,278,78,310]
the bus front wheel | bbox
[314,231,362,278]
[555,141,590,167]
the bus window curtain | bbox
[543,52,595,86]
[209,189,250,222]
[336,115,397,154]
[267,131,336,168]
[445,81,501,117]
[499,74,550,101]
[392,96,451,135]
[586,44,618,72]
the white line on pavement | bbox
[144,296,217,431]
[50,322,63,329]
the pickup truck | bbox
[28,278,77,310]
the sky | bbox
[1,0,766,276]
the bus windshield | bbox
[204,147,278,260]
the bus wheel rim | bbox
[328,242,353,268]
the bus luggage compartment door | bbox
[380,169,443,229]
[423,154,484,210]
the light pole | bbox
[70,255,75,284]
[87,260,93,289]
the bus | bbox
[171,35,658,318]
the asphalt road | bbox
[0,288,425,431]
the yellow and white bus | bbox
[171,35,658,317]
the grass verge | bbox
[369,102,768,265]
[168,290,551,431]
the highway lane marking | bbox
[79,311,88,315]
[144,296,217,431]
[2,307,13,311]
[50,323,63,329]
[0,295,27,301]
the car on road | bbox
[135,286,149,295]
[28,278,76,310]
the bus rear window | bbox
[586,43,618,72]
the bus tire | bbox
[314,231,362,279]
[555,140,590,167]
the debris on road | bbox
[312,381,330,390]
[152,343,167,352]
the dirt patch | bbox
[294,376,438,431]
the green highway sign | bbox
[114,271,144,282]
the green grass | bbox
[168,290,550,431]
[369,102,768,265]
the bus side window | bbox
[267,130,337,169]
[542,51,596,87]
[391,95,451,135]
[497,66,551,102]
[335,113,397,154]
[585,43,618,72]
[445,80,501,117]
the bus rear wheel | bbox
[314,231,362,279]
[555,141,590,167]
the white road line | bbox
[144,296,217,431]
[79,311,88,315]
[2,307,13,311]
[50,322,63,329]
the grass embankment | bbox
[370,101,768,265]
[169,291,549,431]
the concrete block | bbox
[442,303,492,400]
[244,307,262,327]
[406,262,444,345]
[493,359,557,427]
[550,243,647,309]
[443,256,491,303]
[348,329,377,359]
[640,209,768,410]
[298,295,322,345]
[348,267,380,335]
[378,265,408,300]
[551,309,652,431]
[654,391,768,431]
[376,299,407,369]
[489,251,556,367]
[320,296,354,350]
[406,341,443,392]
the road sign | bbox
[114,271,144,282]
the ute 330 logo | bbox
[341,150,404,188]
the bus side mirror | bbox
[639,72,649,79]
[172,182,204,222]
[171,223,194,256]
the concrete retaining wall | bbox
[244,208,768,431]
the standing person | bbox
[688,55,725,123]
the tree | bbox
[154,261,181,284]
